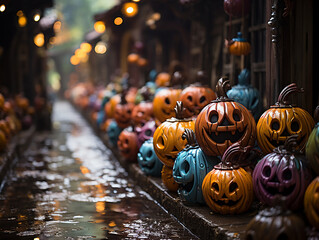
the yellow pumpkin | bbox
[161,165,179,192]
[304,177,319,230]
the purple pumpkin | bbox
[253,135,313,210]
[135,119,156,148]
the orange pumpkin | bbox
[105,94,120,118]
[131,101,153,127]
[153,88,182,123]
[180,83,216,118]
[257,83,315,154]
[137,57,148,67]
[228,32,251,56]
[304,177,319,230]
[117,127,139,162]
[195,77,256,156]
[127,53,139,64]
[161,165,179,192]
[155,72,171,87]
[0,120,11,138]
[114,94,135,129]
[153,101,195,168]
[0,129,7,151]
[201,143,255,214]
[0,93,4,110]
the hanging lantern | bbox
[224,0,251,18]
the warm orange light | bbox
[96,201,105,213]
[70,55,80,65]
[33,13,41,22]
[132,0,140,2]
[114,17,123,26]
[95,41,107,54]
[122,2,138,17]
[0,4,5,12]
[49,37,56,45]
[53,21,61,32]
[17,10,23,17]
[80,166,90,174]
[94,21,105,33]
[18,15,27,27]
[80,42,92,53]
[34,33,44,47]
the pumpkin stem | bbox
[314,105,319,123]
[174,101,186,119]
[182,129,197,147]
[283,134,299,153]
[221,143,262,169]
[195,70,208,85]
[237,69,250,86]
[215,77,232,100]
[276,83,304,106]
[120,90,128,105]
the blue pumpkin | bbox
[227,69,263,120]
[137,138,163,177]
[173,129,220,204]
[106,120,123,147]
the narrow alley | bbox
[0,101,198,239]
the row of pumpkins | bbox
[0,93,35,152]
[69,70,319,238]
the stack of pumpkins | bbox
[0,93,34,152]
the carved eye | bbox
[262,165,271,177]
[229,182,238,192]
[187,95,193,102]
[156,136,165,149]
[199,96,206,103]
[182,160,190,173]
[210,112,219,123]
[212,182,219,192]
[271,120,280,131]
[146,150,153,158]
[145,129,153,136]
[291,120,300,132]
[233,111,241,121]
[282,168,292,181]
[165,97,170,105]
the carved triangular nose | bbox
[220,118,230,126]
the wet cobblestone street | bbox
[0,101,198,240]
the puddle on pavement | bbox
[0,101,198,240]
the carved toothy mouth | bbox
[211,197,241,206]
[182,180,194,193]
[261,182,296,196]
[161,108,171,116]
[206,127,246,144]
[267,135,305,149]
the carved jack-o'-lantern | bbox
[114,93,135,129]
[117,127,139,162]
[201,143,255,214]
[195,77,256,156]
[106,120,123,147]
[257,83,315,154]
[153,88,182,123]
[161,165,179,192]
[105,94,120,119]
[227,69,263,120]
[253,135,313,210]
[135,119,156,148]
[245,205,306,240]
[173,129,220,204]
[137,138,163,177]
[180,83,216,118]
[304,177,319,230]
[153,101,195,168]
[228,32,251,56]
[131,101,153,127]
[155,72,171,87]
[306,106,319,175]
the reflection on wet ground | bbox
[0,101,198,239]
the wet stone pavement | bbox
[0,101,198,240]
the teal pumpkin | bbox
[306,106,319,175]
[173,129,220,204]
[106,120,123,147]
[137,138,163,177]
[227,69,263,120]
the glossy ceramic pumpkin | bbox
[153,88,182,123]
[161,165,179,192]
[304,177,319,230]
[306,106,319,175]
[257,83,315,154]
[227,69,263,120]
[106,120,123,147]
[105,94,120,118]
[253,135,313,210]
[173,129,220,203]
[245,206,306,240]
[137,138,163,177]
[201,143,255,214]
[155,72,171,87]
[195,77,256,156]
[153,101,195,167]
[131,101,153,127]
[117,127,139,162]
[180,84,216,118]
[135,119,156,148]
[228,32,251,56]
[114,94,135,129]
